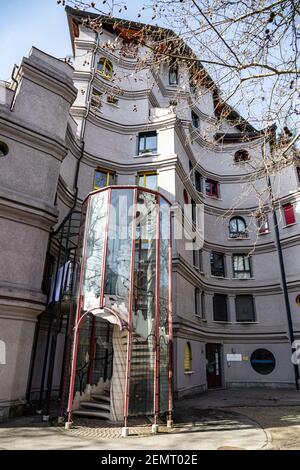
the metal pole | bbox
[26,315,41,404]
[268,177,299,390]
[153,195,161,429]
[123,188,137,433]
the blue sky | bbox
[0,0,149,81]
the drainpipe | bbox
[268,175,299,390]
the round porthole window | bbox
[0,141,9,157]
[250,349,275,375]
[296,295,300,306]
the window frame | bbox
[137,171,158,190]
[169,66,179,85]
[195,287,201,316]
[235,295,256,322]
[283,202,296,226]
[234,149,250,163]
[184,342,192,372]
[97,57,113,80]
[93,168,116,190]
[256,212,269,234]
[229,216,247,238]
[205,179,219,198]
[191,110,200,128]
[138,131,158,155]
[232,254,252,279]
[210,251,225,277]
[213,294,228,322]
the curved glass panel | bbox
[104,189,134,316]
[82,190,108,311]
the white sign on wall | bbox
[226,354,242,362]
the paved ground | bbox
[1,388,300,450]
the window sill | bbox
[106,101,120,108]
[205,195,221,200]
[258,230,270,236]
[228,236,249,240]
[234,321,258,324]
[134,153,160,158]
[283,222,297,229]
[212,320,232,324]
[195,315,207,321]
[184,370,195,375]
[232,277,254,280]
[210,275,228,280]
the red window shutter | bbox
[283,203,295,225]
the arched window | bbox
[0,141,9,157]
[97,58,113,80]
[234,149,249,163]
[229,216,247,238]
[184,342,192,372]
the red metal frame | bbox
[168,209,173,422]
[123,188,138,428]
[154,194,160,423]
[66,187,173,426]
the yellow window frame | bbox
[137,171,158,189]
[97,58,113,80]
[94,168,115,190]
[184,342,192,371]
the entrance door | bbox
[206,343,222,388]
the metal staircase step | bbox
[73,409,110,419]
[81,401,110,411]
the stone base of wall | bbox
[175,383,207,399]
[226,381,295,389]
[0,399,26,422]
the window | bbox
[0,141,9,157]
[195,288,200,316]
[210,252,225,277]
[283,202,296,226]
[191,110,200,128]
[233,254,252,279]
[250,349,275,375]
[137,172,158,190]
[97,58,113,80]
[183,189,189,204]
[236,295,255,322]
[184,342,192,371]
[205,179,219,198]
[107,95,118,105]
[191,199,197,225]
[169,66,178,85]
[229,216,247,238]
[195,171,202,192]
[138,131,157,155]
[201,291,205,319]
[213,294,228,321]
[193,249,203,271]
[256,212,269,234]
[234,149,250,163]
[94,169,115,189]
[91,89,102,109]
[296,166,300,183]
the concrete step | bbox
[91,393,110,403]
[73,409,110,419]
[81,401,110,411]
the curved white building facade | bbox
[0,6,299,421]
